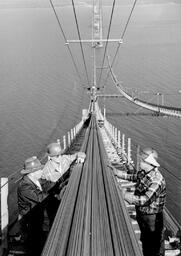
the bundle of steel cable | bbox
[41,115,142,256]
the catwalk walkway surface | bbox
[42,115,142,256]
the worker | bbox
[113,148,166,256]
[17,156,48,256]
[41,142,86,224]
[42,142,86,183]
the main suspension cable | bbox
[97,0,116,88]
[49,0,85,88]
[103,0,138,89]
[71,0,90,88]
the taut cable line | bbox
[48,0,84,88]
[102,0,138,89]
[71,0,90,88]
[97,0,116,88]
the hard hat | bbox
[140,147,160,167]
[21,156,43,174]
[47,143,62,157]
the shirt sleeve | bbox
[68,154,77,162]
[41,161,51,180]
[116,171,137,182]
[131,177,162,206]
[60,154,76,176]
[42,161,61,182]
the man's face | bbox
[139,157,153,171]
[51,155,61,162]
[140,159,148,170]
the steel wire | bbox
[48,0,84,87]
[103,0,139,89]
[42,115,142,256]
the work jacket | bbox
[17,175,47,217]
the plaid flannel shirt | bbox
[119,168,166,214]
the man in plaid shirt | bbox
[114,148,166,256]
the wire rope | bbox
[71,0,90,88]
[103,0,138,89]
[48,0,85,88]
[97,0,116,88]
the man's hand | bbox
[107,164,125,178]
[114,169,125,178]
[76,152,86,163]
[121,188,126,198]
[124,192,134,204]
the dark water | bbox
[0,1,181,224]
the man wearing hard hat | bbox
[113,148,166,256]
[17,156,48,256]
[42,142,86,183]
[41,142,86,224]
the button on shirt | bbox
[42,154,77,182]
[118,168,166,214]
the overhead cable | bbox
[71,0,90,88]
[103,0,138,89]
[49,0,84,87]
[98,0,116,88]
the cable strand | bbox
[103,0,138,89]
[71,0,90,88]
[49,0,84,87]
[97,0,116,87]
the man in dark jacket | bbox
[17,156,48,256]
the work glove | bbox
[107,164,126,180]
[125,162,135,172]
[124,192,134,204]
[76,152,86,163]
[114,169,125,177]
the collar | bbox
[28,175,42,191]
